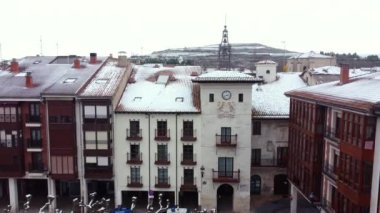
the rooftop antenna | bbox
[225,14,227,26]
[40,35,43,56]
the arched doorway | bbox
[217,184,233,212]
[274,174,289,195]
[250,175,261,195]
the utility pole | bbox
[40,36,43,56]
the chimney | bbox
[10,58,19,73]
[340,64,349,84]
[73,58,81,69]
[118,51,128,67]
[25,72,33,88]
[90,53,97,64]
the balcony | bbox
[0,164,24,177]
[212,169,240,183]
[155,129,170,141]
[251,158,287,167]
[180,177,197,191]
[28,162,46,173]
[126,129,142,141]
[27,139,42,148]
[181,129,197,141]
[155,153,170,165]
[127,176,143,188]
[325,128,340,143]
[83,115,110,124]
[155,176,170,188]
[181,153,196,165]
[127,152,143,164]
[323,164,337,180]
[85,165,113,178]
[215,134,237,147]
[26,114,41,123]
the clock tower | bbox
[218,25,232,70]
[192,71,260,212]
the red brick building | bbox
[286,65,380,213]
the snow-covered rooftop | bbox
[289,51,333,59]
[255,60,277,65]
[287,72,380,113]
[116,65,201,113]
[309,66,370,76]
[252,72,307,118]
[80,59,130,97]
[193,70,261,83]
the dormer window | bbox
[63,78,77,84]
[175,97,184,102]
[133,97,142,101]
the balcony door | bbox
[130,120,140,137]
[157,121,167,137]
[183,121,193,137]
[218,157,233,177]
[221,127,231,143]
[130,144,140,160]
[184,169,194,184]
[157,145,168,161]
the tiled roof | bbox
[289,51,333,59]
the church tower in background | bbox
[218,25,232,70]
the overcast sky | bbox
[0,0,379,59]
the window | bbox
[277,147,288,166]
[29,103,40,122]
[0,130,18,148]
[63,78,77,84]
[238,93,243,102]
[84,106,95,118]
[84,105,108,119]
[221,127,232,143]
[183,120,193,137]
[183,145,193,161]
[0,107,16,123]
[266,70,270,74]
[131,167,140,182]
[184,169,194,183]
[30,129,41,147]
[334,112,341,138]
[252,121,261,135]
[158,168,168,183]
[96,106,108,118]
[157,144,168,161]
[209,93,214,102]
[130,144,140,159]
[51,156,74,174]
[129,120,140,137]
[157,120,167,137]
[84,131,109,150]
[218,157,233,177]
[251,149,261,166]
[85,156,110,167]
[251,175,261,195]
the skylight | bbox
[95,78,109,84]
[156,75,170,85]
[175,97,184,102]
[63,78,77,84]
[133,97,142,101]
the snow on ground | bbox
[252,72,307,117]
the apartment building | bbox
[0,53,131,211]
[286,65,380,213]
[287,51,336,72]
[113,65,260,212]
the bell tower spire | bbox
[218,24,232,70]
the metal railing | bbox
[25,114,40,123]
[127,176,143,187]
[154,129,170,141]
[155,153,170,165]
[126,152,142,164]
[181,153,196,165]
[155,176,170,188]
[126,129,142,140]
[212,169,240,182]
[181,129,197,141]
[215,134,237,146]
[28,162,45,173]
[27,139,42,148]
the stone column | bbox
[47,178,56,213]
[8,178,18,212]
[290,184,298,213]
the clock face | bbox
[222,90,232,100]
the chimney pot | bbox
[90,53,97,64]
[340,64,349,84]
[118,51,128,67]
[73,58,81,69]
[25,72,33,88]
[10,58,19,73]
